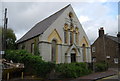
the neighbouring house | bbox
[91,27,119,68]
[17,4,91,64]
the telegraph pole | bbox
[2,8,8,52]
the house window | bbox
[114,58,118,64]
[92,47,95,52]
[106,56,110,59]
[51,39,57,63]
[31,43,34,54]
[21,44,25,49]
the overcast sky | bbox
[0,1,118,44]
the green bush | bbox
[55,62,92,78]
[5,50,92,78]
[95,61,108,72]
[5,50,55,77]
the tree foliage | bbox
[0,27,16,49]
[6,28,16,49]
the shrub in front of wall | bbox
[34,62,55,77]
[55,62,92,78]
[95,61,108,72]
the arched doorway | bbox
[71,48,77,63]
[51,39,57,63]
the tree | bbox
[6,28,16,50]
[6,28,16,49]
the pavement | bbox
[70,69,117,81]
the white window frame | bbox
[114,58,118,64]
[106,56,110,59]
[92,47,95,52]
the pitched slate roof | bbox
[17,4,70,43]
[105,35,120,43]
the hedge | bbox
[55,62,92,78]
[95,61,108,72]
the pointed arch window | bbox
[51,39,57,63]
[64,23,68,44]
[70,26,74,44]
[75,27,79,45]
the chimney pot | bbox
[99,27,104,37]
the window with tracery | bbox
[70,26,74,44]
[64,24,68,44]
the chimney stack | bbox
[99,27,104,37]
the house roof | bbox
[105,35,120,43]
[17,4,70,44]
[92,34,120,45]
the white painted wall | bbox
[38,5,91,63]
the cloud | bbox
[2,2,118,44]
[79,16,90,23]
[72,2,118,44]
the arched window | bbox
[70,26,74,44]
[69,12,73,18]
[51,39,57,63]
[64,24,68,44]
[75,27,79,44]
[64,30,68,43]
[70,31,73,44]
